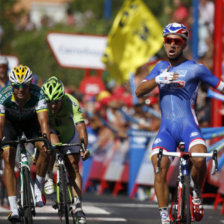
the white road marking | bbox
[0,216,127,222]
[84,202,217,210]
[35,205,110,214]
[0,207,8,212]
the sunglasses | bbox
[46,99,62,105]
[164,37,185,45]
[12,84,30,89]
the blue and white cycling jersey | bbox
[145,60,222,154]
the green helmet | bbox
[42,76,65,101]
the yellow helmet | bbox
[9,65,33,84]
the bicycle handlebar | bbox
[53,138,86,154]
[0,135,50,148]
[53,143,81,148]
[156,148,218,175]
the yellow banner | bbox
[102,0,163,83]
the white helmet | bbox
[0,56,8,66]
[9,65,33,84]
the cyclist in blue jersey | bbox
[0,65,51,222]
[0,56,10,90]
[136,23,224,224]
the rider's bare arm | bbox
[136,79,157,98]
[76,122,88,148]
[76,122,89,160]
[37,110,50,140]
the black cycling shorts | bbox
[3,115,42,141]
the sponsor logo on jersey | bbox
[154,138,162,144]
[190,131,199,137]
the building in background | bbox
[14,0,72,28]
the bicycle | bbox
[0,133,50,224]
[52,139,86,224]
[0,158,7,206]
[156,142,218,224]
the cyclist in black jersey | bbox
[0,65,51,222]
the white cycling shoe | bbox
[34,179,44,207]
[74,211,87,224]
[44,179,55,195]
[160,211,170,224]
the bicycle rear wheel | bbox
[59,165,70,224]
[22,167,34,224]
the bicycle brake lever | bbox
[211,150,218,175]
[80,138,86,154]
[42,133,51,152]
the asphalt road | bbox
[0,192,224,224]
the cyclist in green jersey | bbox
[0,65,51,222]
[42,76,89,224]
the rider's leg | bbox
[190,144,207,193]
[65,154,82,206]
[34,141,51,206]
[190,143,207,221]
[152,154,170,224]
[65,154,86,223]
[44,151,56,195]
[2,146,19,216]
[43,133,58,194]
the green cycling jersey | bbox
[48,93,84,143]
[0,84,47,121]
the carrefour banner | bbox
[47,32,107,69]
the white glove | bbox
[155,69,174,84]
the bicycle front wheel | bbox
[183,175,191,224]
[59,165,70,224]
[22,167,34,224]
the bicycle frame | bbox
[52,141,85,224]
[1,134,49,224]
[0,159,6,206]
[170,152,193,223]
[55,151,73,209]
[53,148,75,224]
[18,141,36,214]
[156,143,218,224]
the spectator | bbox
[66,8,75,26]
[198,0,214,58]
[171,0,189,28]
[199,0,214,34]
[0,56,10,89]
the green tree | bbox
[0,0,20,52]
